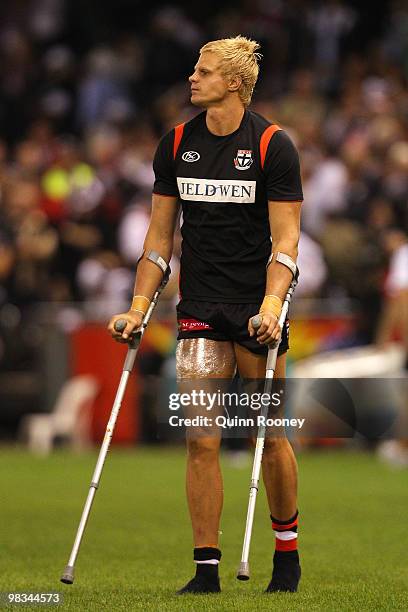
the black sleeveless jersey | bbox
[153,110,303,303]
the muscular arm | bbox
[249,200,301,344]
[108,194,179,340]
[265,200,301,298]
[133,194,180,299]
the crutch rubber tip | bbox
[251,315,262,330]
[237,562,250,580]
[60,565,74,584]
[114,319,127,333]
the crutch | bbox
[61,258,170,585]
[237,275,297,580]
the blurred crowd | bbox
[0,0,407,357]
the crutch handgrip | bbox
[250,314,262,330]
[114,319,127,333]
[114,318,142,344]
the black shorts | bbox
[176,300,289,357]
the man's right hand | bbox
[107,311,143,343]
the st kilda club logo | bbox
[234,149,253,170]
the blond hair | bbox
[200,36,262,106]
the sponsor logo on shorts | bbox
[177,177,256,203]
[234,149,253,170]
[182,151,200,162]
[179,318,213,332]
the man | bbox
[376,228,408,465]
[108,35,303,594]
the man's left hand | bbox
[248,312,282,345]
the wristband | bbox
[130,309,145,317]
[130,295,150,315]
[259,294,282,319]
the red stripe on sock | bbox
[272,518,298,531]
[275,538,298,552]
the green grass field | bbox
[0,446,407,611]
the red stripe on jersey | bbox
[260,124,281,170]
[173,123,185,160]
[179,318,213,332]
[275,538,298,552]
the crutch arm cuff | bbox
[267,251,299,280]
[136,249,172,294]
[146,250,170,276]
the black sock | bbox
[194,547,221,581]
